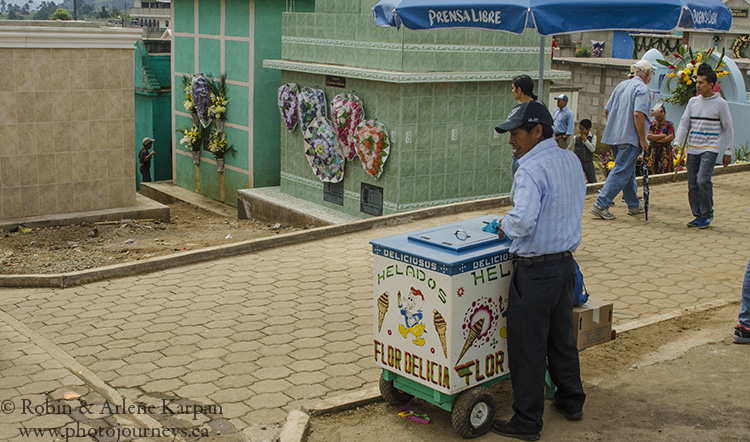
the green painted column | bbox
[252,0,315,188]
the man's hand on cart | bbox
[482,218,508,240]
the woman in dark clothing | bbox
[647,104,675,174]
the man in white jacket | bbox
[673,64,734,229]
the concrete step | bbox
[139,181,236,218]
[238,187,361,227]
[0,194,169,231]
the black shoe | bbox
[491,420,540,441]
[552,401,583,421]
[734,324,750,344]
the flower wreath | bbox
[190,73,213,128]
[278,83,300,132]
[304,116,345,183]
[298,87,328,135]
[331,93,365,161]
[732,35,750,59]
[355,120,390,180]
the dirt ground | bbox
[308,303,749,442]
[0,201,299,275]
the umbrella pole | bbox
[538,36,545,97]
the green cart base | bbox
[380,369,557,439]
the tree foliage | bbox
[33,1,59,20]
[50,7,72,20]
[6,2,22,18]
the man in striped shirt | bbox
[673,64,734,229]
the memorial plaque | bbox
[324,181,344,206]
[361,183,383,216]
[326,76,346,88]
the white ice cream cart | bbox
[371,215,516,438]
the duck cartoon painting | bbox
[398,287,426,346]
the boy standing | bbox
[673,64,734,229]
[573,119,597,184]
[139,137,156,183]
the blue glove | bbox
[482,219,500,234]
[482,219,509,240]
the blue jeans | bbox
[740,257,750,327]
[595,144,640,209]
[686,152,718,219]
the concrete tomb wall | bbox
[0,25,143,221]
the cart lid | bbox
[370,215,512,275]
[408,224,499,253]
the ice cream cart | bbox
[371,215,516,438]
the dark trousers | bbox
[507,255,585,433]
[581,161,597,184]
[140,166,152,183]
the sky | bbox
[4,1,38,6]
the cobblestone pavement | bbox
[0,321,83,442]
[0,315,162,442]
[0,172,748,439]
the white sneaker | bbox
[627,203,645,215]
[589,204,616,220]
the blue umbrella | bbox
[374,0,731,34]
[374,0,732,83]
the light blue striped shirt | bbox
[553,106,575,135]
[501,137,586,257]
[601,76,652,147]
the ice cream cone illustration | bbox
[377,292,389,332]
[433,309,448,358]
[456,318,485,364]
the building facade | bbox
[170,0,314,207]
[131,0,172,30]
[264,0,566,217]
[0,23,142,221]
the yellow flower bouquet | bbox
[178,125,202,152]
[207,129,235,158]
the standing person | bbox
[573,119,598,184]
[589,60,655,220]
[646,103,675,174]
[510,75,538,176]
[672,64,734,229]
[552,94,575,149]
[491,101,587,441]
[734,257,750,344]
[139,137,156,183]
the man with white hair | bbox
[589,60,655,220]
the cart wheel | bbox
[379,373,412,405]
[451,386,496,439]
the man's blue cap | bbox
[495,101,553,133]
[554,94,569,102]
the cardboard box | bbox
[572,298,613,350]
